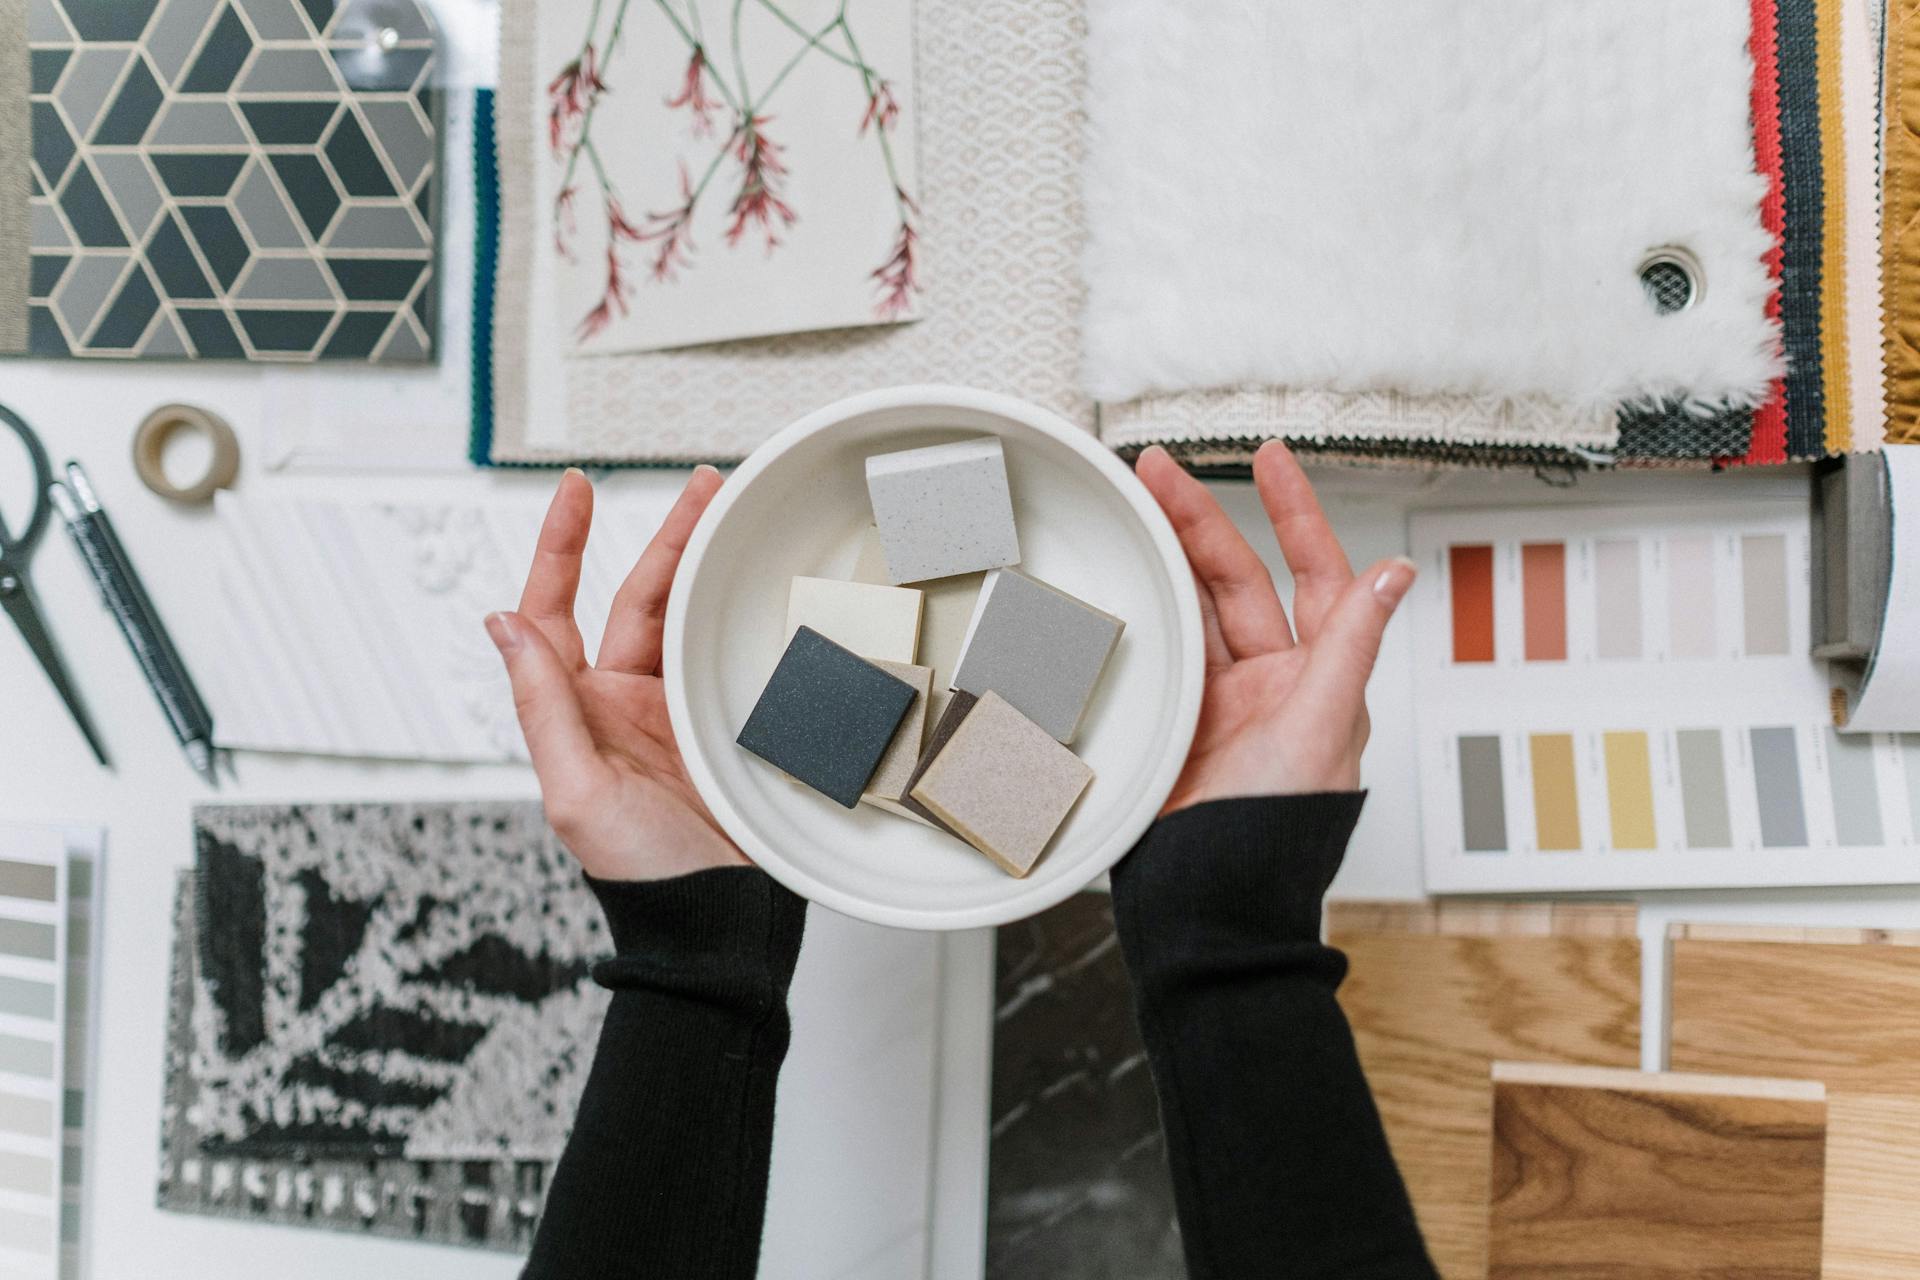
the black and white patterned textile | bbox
[182,801,607,1162]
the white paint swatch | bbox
[0,825,67,1279]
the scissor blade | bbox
[1,571,111,766]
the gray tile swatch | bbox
[1675,729,1733,849]
[1457,735,1508,852]
[737,627,918,808]
[1667,534,1718,659]
[0,1149,51,1196]
[1593,540,1643,659]
[1741,534,1791,656]
[0,974,54,1021]
[0,918,56,961]
[951,570,1124,744]
[0,1090,53,1138]
[865,436,1022,584]
[1826,729,1884,847]
[1750,727,1808,848]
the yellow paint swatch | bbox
[1603,731,1657,850]
[1530,734,1582,851]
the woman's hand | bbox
[488,467,749,881]
[1135,442,1415,811]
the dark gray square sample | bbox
[737,627,917,809]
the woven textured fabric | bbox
[0,0,26,354]
[486,0,1094,465]
[1616,402,1755,460]
[1886,0,1920,443]
[160,873,553,1253]
[1746,0,1792,463]
[1115,436,1601,478]
[183,802,608,1162]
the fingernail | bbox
[485,612,521,653]
[1373,557,1418,608]
[564,466,588,486]
[694,463,720,477]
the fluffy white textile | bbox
[1080,0,1781,413]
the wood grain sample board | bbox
[1489,1063,1827,1280]
[1668,923,1920,1280]
[1328,901,1643,1280]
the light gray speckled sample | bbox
[865,436,1021,584]
[909,692,1092,877]
[950,569,1123,743]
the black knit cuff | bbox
[1111,793,1367,942]
[585,866,808,987]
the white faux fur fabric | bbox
[1080,0,1781,413]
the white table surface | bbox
[8,368,1918,1280]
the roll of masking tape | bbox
[132,404,240,503]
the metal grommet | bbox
[133,404,241,504]
[1638,246,1703,315]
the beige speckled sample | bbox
[785,576,923,663]
[909,691,1093,877]
[865,437,1021,584]
[862,660,934,813]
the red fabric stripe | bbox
[1738,0,1791,465]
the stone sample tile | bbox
[909,692,1092,876]
[950,569,1123,743]
[785,576,923,664]
[737,627,917,808]
[866,436,1021,584]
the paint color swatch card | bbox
[1410,504,1920,894]
[0,826,68,1280]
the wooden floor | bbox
[1329,902,1643,1280]
[1667,924,1920,1280]
[1488,1063,1827,1280]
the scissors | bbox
[0,404,109,765]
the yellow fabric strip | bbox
[1885,0,1920,443]
[1817,0,1855,453]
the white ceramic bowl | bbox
[664,386,1204,930]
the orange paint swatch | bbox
[1451,545,1496,663]
[1522,543,1567,662]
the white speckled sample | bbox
[908,692,1093,877]
[786,576,924,662]
[865,436,1021,584]
[950,569,1124,743]
[862,660,934,812]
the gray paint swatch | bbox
[0,1205,50,1254]
[0,917,55,961]
[0,1090,52,1138]
[1667,534,1718,659]
[1750,727,1809,848]
[1457,735,1508,852]
[1593,540,1643,659]
[0,1148,51,1196]
[0,1032,52,1078]
[1826,729,1884,847]
[0,859,56,901]
[1675,729,1733,849]
[0,974,54,1020]
[1741,534,1791,656]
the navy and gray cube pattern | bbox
[24,0,438,361]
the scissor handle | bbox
[0,402,53,557]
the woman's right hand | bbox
[488,467,750,882]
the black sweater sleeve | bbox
[522,866,807,1280]
[1109,794,1438,1280]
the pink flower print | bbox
[666,48,720,137]
[547,45,608,156]
[859,80,900,136]
[724,117,797,251]
[637,165,698,281]
[577,243,631,341]
[553,185,579,259]
[872,205,919,319]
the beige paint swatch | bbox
[909,692,1092,877]
[1602,731,1656,850]
[862,661,933,816]
[1529,734,1581,851]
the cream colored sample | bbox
[862,661,934,813]
[785,576,923,662]
[853,525,981,722]
[908,692,1093,877]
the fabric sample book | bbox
[4,0,439,362]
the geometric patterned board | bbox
[18,0,437,361]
